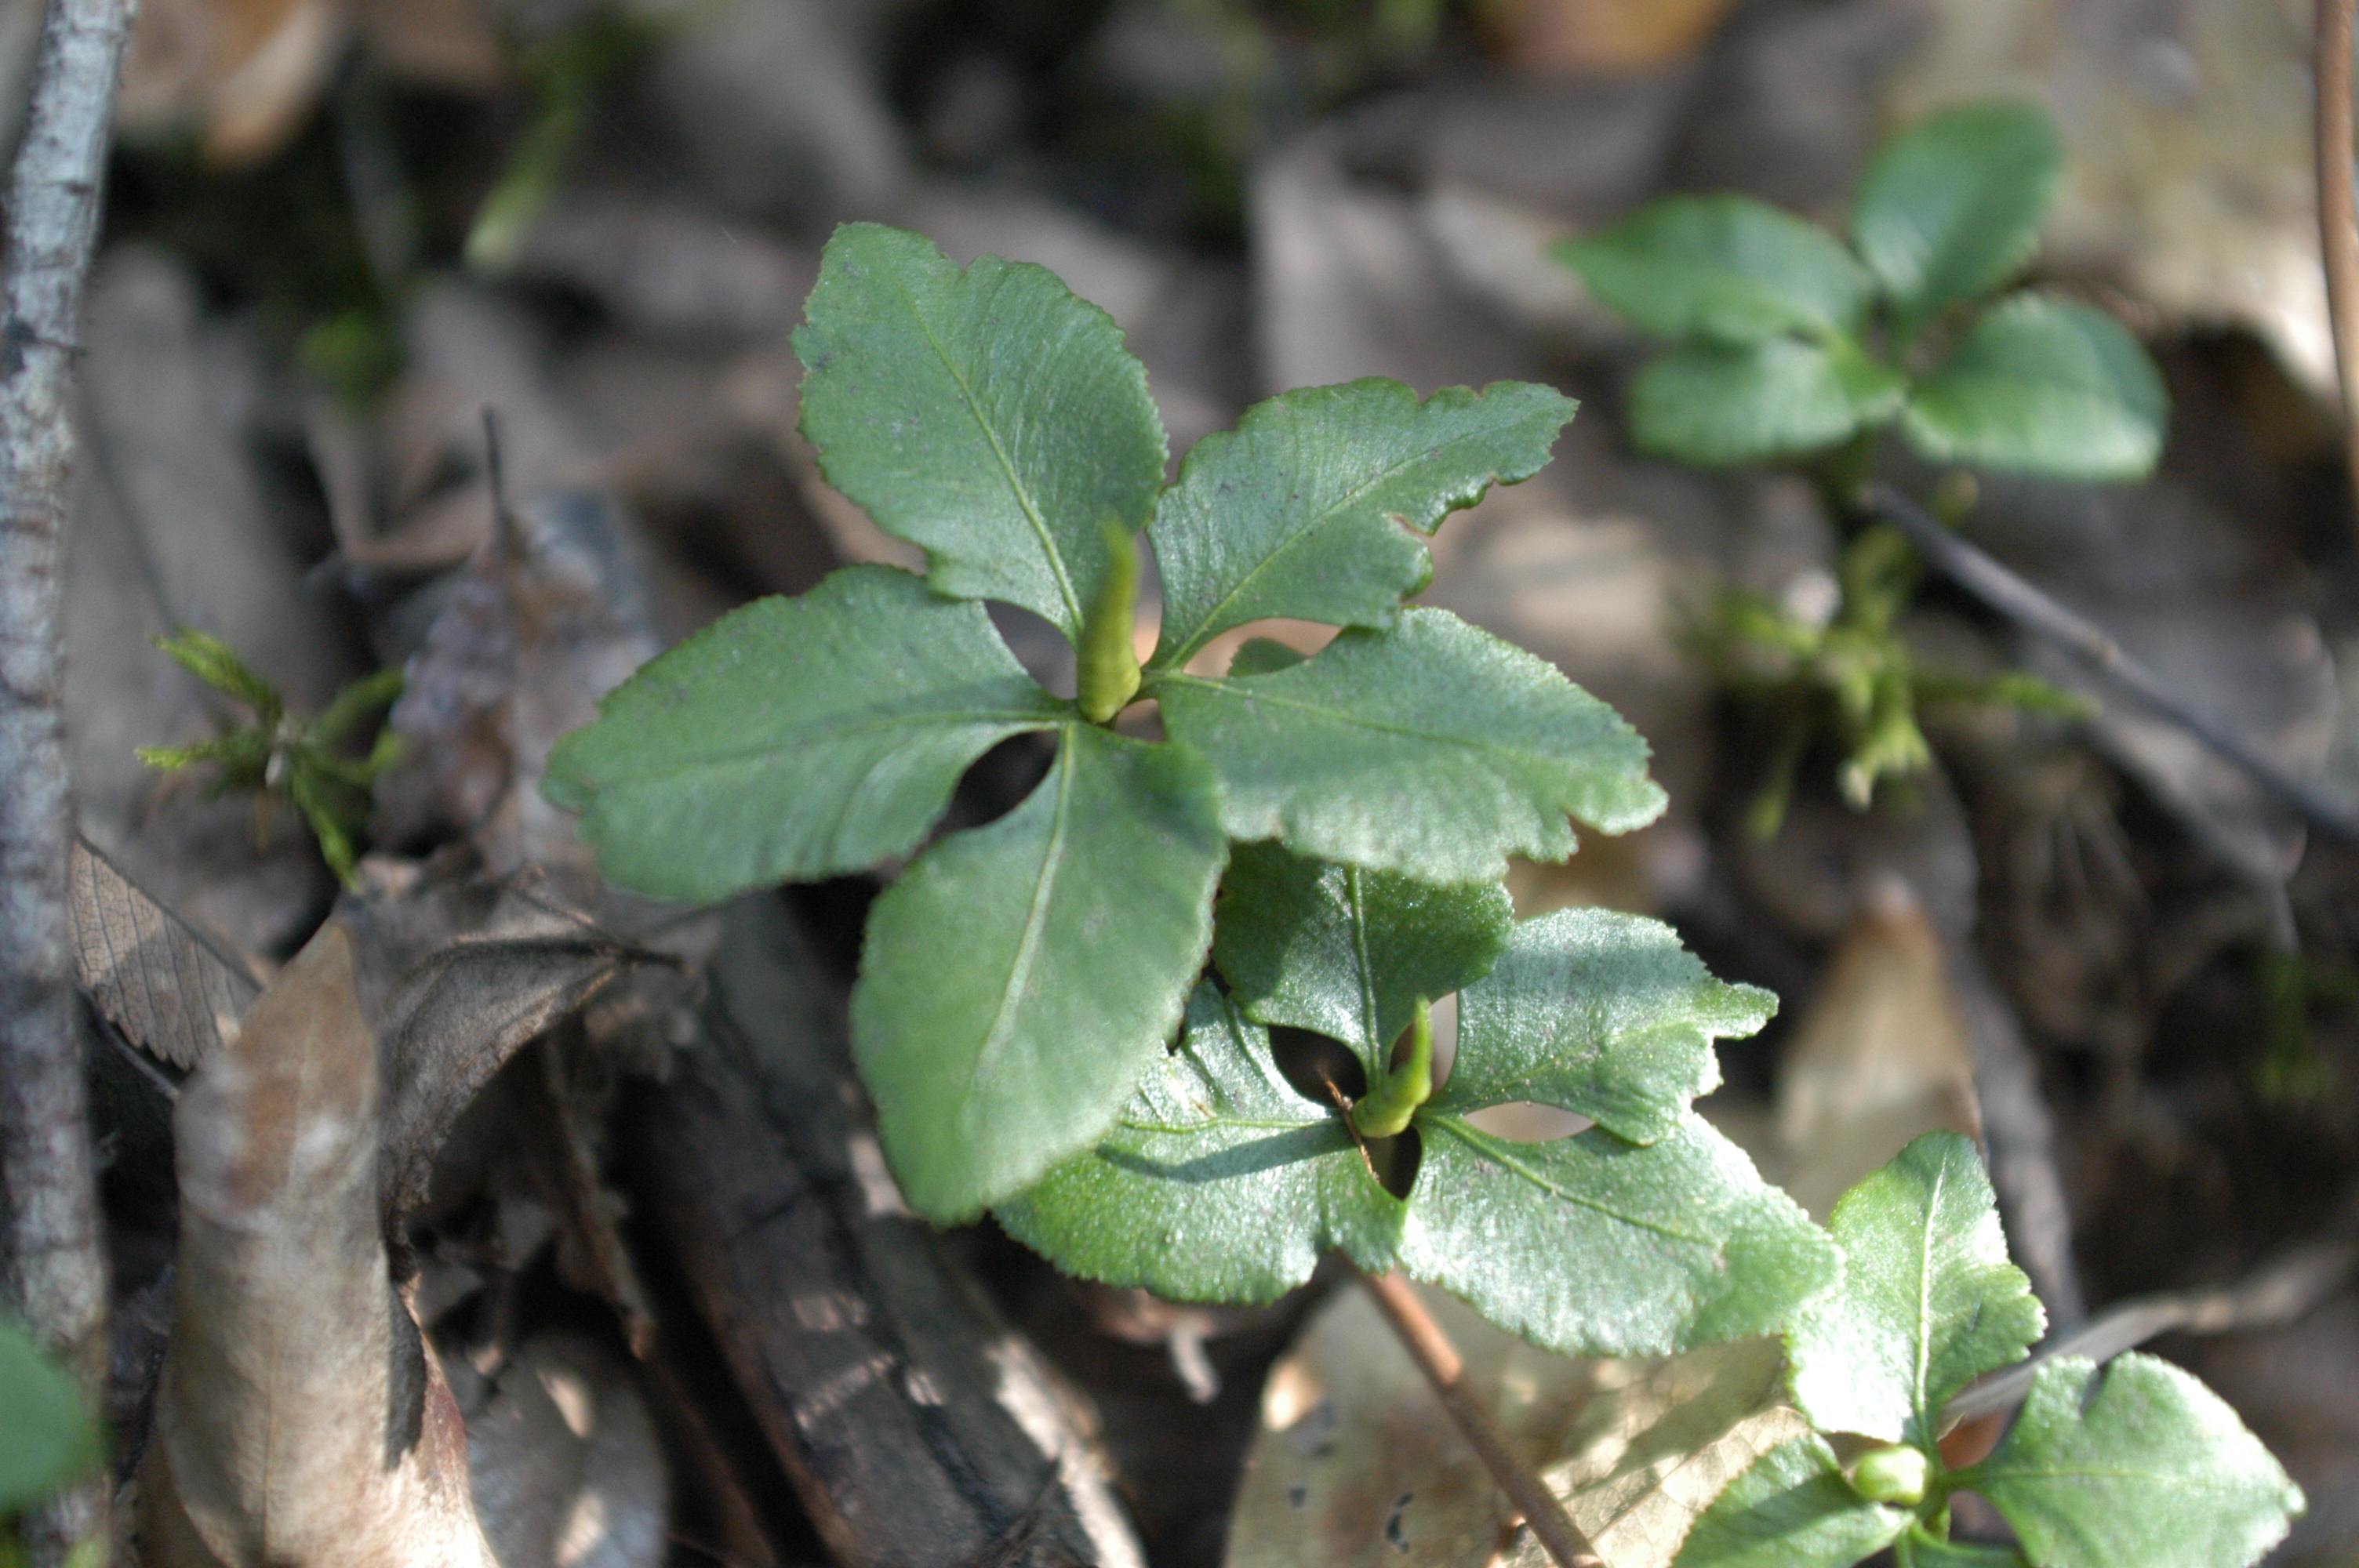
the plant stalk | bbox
[1354,1267,1600,1568]
[2317,0,2359,516]
[0,0,140,1559]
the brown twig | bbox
[0,0,138,1561]
[2317,0,2359,507]
[1863,484,2359,847]
[1354,1267,1599,1568]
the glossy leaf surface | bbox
[1631,338,1904,466]
[1786,1131,2045,1447]
[1850,101,2061,321]
[1212,840,1511,1077]
[1964,1352,2303,1568]
[1672,1434,1908,1568]
[1440,906,1771,1145]
[793,223,1166,641]
[1148,379,1576,670]
[1555,195,1874,343]
[853,724,1226,1220]
[1160,609,1664,883]
[543,565,1067,902]
[1900,295,2166,481]
[1402,1112,1839,1357]
[997,984,1405,1302]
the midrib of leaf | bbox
[966,736,1078,1098]
[1347,866,1379,1055]
[1161,672,1556,767]
[1154,431,1481,671]
[1914,1156,1945,1436]
[1117,1113,1319,1136]
[891,268,1085,630]
[587,705,1063,781]
[1423,1116,1717,1244]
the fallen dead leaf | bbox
[70,837,261,1072]
[140,922,497,1566]
[1776,877,1982,1222]
[1227,1280,1805,1568]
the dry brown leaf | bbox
[380,488,665,880]
[342,869,662,1226]
[140,922,497,1566]
[70,837,260,1071]
[460,1334,670,1568]
[1776,878,1981,1223]
[1227,1282,1805,1568]
[1469,0,1737,74]
[117,0,346,165]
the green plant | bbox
[1556,102,2163,821]
[1675,1132,2303,1568]
[543,222,1834,1359]
[0,1317,98,1567]
[138,628,403,885]
[543,226,2302,1566]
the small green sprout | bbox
[137,629,402,886]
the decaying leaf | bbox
[117,0,345,165]
[342,868,670,1225]
[381,488,665,881]
[140,922,497,1566]
[1226,1280,1808,1568]
[457,1334,670,1568]
[69,836,260,1072]
[1776,878,1980,1221]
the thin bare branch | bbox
[2317,0,2359,511]
[0,0,140,1559]
[1354,1267,1600,1568]
[1863,484,2359,847]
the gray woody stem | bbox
[0,0,138,1560]
[1355,1268,1601,1568]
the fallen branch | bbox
[2317,0,2359,511]
[0,0,139,1559]
[1354,1266,1600,1568]
[1862,483,2359,847]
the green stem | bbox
[1076,521,1143,724]
[1351,996,1433,1138]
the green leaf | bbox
[1896,1533,2030,1568]
[1787,1131,2045,1448]
[1401,1113,1840,1356]
[1899,295,2166,481]
[1159,609,1665,884]
[1631,338,1904,466]
[0,1319,95,1515]
[792,223,1168,641]
[1438,907,1772,1145]
[852,724,1227,1220]
[1227,637,1308,677]
[1962,1352,2304,1568]
[1851,101,2062,322]
[998,983,1408,1301]
[151,627,282,717]
[1555,195,1874,344]
[1147,379,1577,670]
[543,565,1068,902]
[1212,840,1512,1078]
[1673,1434,1909,1568]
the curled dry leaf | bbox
[458,1334,670,1568]
[342,868,664,1227]
[1227,1280,1807,1568]
[69,836,260,1072]
[140,922,497,1567]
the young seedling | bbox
[543,223,1834,1362]
[1676,1132,2304,1568]
[138,630,403,886]
[1558,101,2164,821]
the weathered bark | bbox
[632,895,1145,1568]
[0,0,137,1559]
